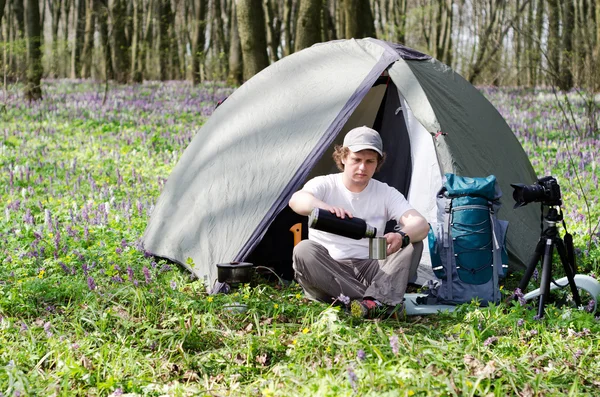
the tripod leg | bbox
[537,239,554,318]
[518,238,545,293]
[555,238,582,307]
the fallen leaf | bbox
[256,353,269,366]
[518,383,535,397]
[182,370,200,382]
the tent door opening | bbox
[246,79,413,280]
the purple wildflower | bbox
[21,322,28,331]
[532,268,539,282]
[389,335,399,355]
[347,367,358,392]
[585,300,595,313]
[44,321,53,337]
[143,266,151,284]
[59,262,70,274]
[356,349,366,361]
[112,388,123,396]
[160,264,172,273]
[23,208,34,224]
[573,349,584,360]
[127,266,135,283]
[112,275,124,283]
[514,288,527,306]
[115,247,122,254]
[87,276,96,291]
[337,293,350,306]
[517,318,525,326]
[170,280,177,290]
[483,336,498,347]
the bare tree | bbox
[191,0,207,84]
[344,0,375,38]
[558,0,574,90]
[0,0,7,29]
[25,0,43,100]
[236,0,269,81]
[80,0,94,78]
[70,0,86,78]
[295,0,321,51]
[228,0,243,84]
[109,0,129,83]
[130,0,142,82]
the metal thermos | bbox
[308,208,386,260]
[308,208,377,240]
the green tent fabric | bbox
[142,38,539,289]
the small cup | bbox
[369,237,387,260]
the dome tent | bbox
[142,38,539,289]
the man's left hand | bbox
[384,232,403,255]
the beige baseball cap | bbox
[343,126,383,156]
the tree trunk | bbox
[25,0,43,100]
[70,0,85,78]
[109,0,129,83]
[344,0,375,38]
[130,0,142,82]
[236,0,269,81]
[264,0,282,62]
[158,0,172,80]
[532,0,544,86]
[395,0,407,43]
[0,0,7,28]
[468,0,529,84]
[14,0,25,36]
[547,0,560,85]
[596,0,600,90]
[191,0,207,84]
[210,0,226,78]
[138,0,153,81]
[228,0,242,84]
[295,0,321,51]
[96,0,113,81]
[558,0,574,90]
[323,2,336,41]
[435,0,453,64]
[283,0,294,55]
[80,0,94,78]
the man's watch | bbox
[398,231,410,249]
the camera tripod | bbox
[518,207,581,318]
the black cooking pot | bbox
[216,262,254,284]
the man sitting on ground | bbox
[289,126,429,318]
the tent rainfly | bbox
[142,38,539,289]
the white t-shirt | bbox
[302,173,413,260]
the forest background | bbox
[2,0,600,100]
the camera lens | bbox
[511,183,545,208]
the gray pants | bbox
[292,239,423,306]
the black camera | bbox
[511,176,562,208]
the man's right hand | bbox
[326,206,353,219]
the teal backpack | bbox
[425,174,509,305]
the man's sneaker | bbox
[350,299,384,319]
[350,299,405,320]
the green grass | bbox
[1,81,599,396]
